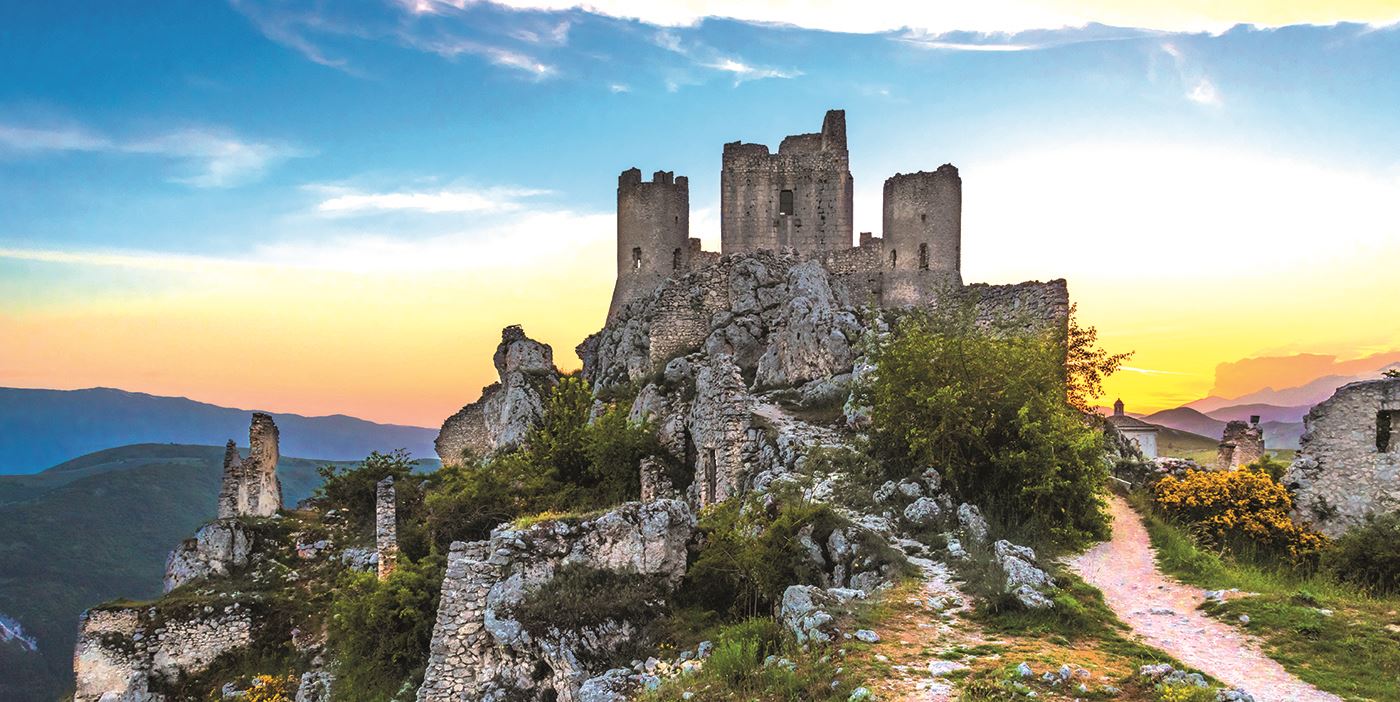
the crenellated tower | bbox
[608,168,691,321]
[880,165,963,307]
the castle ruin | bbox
[376,476,399,581]
[606,110,985,322]
[216,412,282,519]
[1214,417,1265,471]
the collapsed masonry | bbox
[1285,377,1400,537]
[377,476,398,581]
[1214,417,1265,471]
[217,412,282,519]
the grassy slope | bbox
[0,444,339,702]
[1129,494,1400,702]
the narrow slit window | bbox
[779,189,794,215]
[672,248,681,270]
[919,243,929,270]
[920,213,927,223]
[631,247,642,271]
[1379,410,1399,452]
[889,249,897,268]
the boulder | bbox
[993,540,1055,609]
[957,503,990,545]
[779,585,840,644]
[902,497,942,528]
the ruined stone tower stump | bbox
[1214,418,1265,471]
[216,412,282,519]
[882,166,964,307]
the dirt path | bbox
[866,557,988,701]
[1069,496,1341,702]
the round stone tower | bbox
[881,165,963,307]
[608,167,690,321]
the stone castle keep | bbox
[608,109,965,320]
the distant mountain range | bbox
[0,387,439,475]
[0,444,356,700]
[1138,406,1304,450]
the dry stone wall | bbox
[416,500,695,702]
[1286,378,1400,536]
[73,605,253,702]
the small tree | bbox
[315,449,421,534]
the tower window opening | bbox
[632,247,642,271]
[919,243,929,270]
[920,213,927,223]
[779,189,794,215]
[889,250,897,268]
[672,248,681,270]
[1379,410,1399,452]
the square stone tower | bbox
[720,110,854,257]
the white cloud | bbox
[608,83,632,93]
[472,0,1400,34]
[702,58,801,82]
[652,30,798,86]
[1187,77,1221,105]
[0,121,303,188]
[311,185,549,215]
[1158,42,1223,106]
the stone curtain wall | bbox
[74,606,254,702]
[1286,378,1400,537]
[216,413,283,519]
[964,280,1072,336]
[720,110,854,257]
[416,501,694,702]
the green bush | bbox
[508,563,671,634]
[1323,511,1400,595]
[326,557,443,702]
[860,303,1114,547]
[314,450,422,533]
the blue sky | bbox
[1,1,1398,425]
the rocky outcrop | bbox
[993,540,1056,609]
[1286,378,1400,536]
[217,413,282,519]
[754,260,862,388]
[417,500,695,702]
[73,604,254,702]
[436,325,561,466]
[164,521,251,592]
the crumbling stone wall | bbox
[216,413,282,519]
[1286,378,1400,536]
[720,110,854,257]
[73,605,253,702]
[436,325,561,466]
[376,476,398,581]
[1214,419,1265,471]
[416,501,694,702]
[964,279,1071,335]
[609,168,690,321]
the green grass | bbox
[1129,493,1400,702]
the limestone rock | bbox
[754,261,860,388]
[436,325,560,465]
[577,668,640,702]
[779,585,839,644]
[164,521,251,592]
[902,497,942,528]
[993,539,1055,609]
[957,503,990,545]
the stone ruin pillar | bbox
[376,476,398,581]
[216,413,283,519]
[1214,417,1265,471]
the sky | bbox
[1,1,1398,427]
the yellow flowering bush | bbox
[1153,466,1326,562]
[243,675,297,702]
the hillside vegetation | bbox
[0,444,358,701]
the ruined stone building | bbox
[606,109,996,322]
[1106,399,1159,459]
[1214,417,1265,471]
[376,476,398,581]
[216,412,282,519]
[1286,377,1400,537]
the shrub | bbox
[1153,467,1327,563]
[243,675,297,702]
[1322,511,1400,595]
[584,401,674,503]
[681,494,846,617]
[326,557,443,702]
[508,564,671,634]
[861,303,1112,546]
[314,449,423,536]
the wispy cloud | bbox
[1119,366,1195,376]
[0,121,304,188]
[653,30,800,86]
[1160,41,1223,106]
[309,184,549,215]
